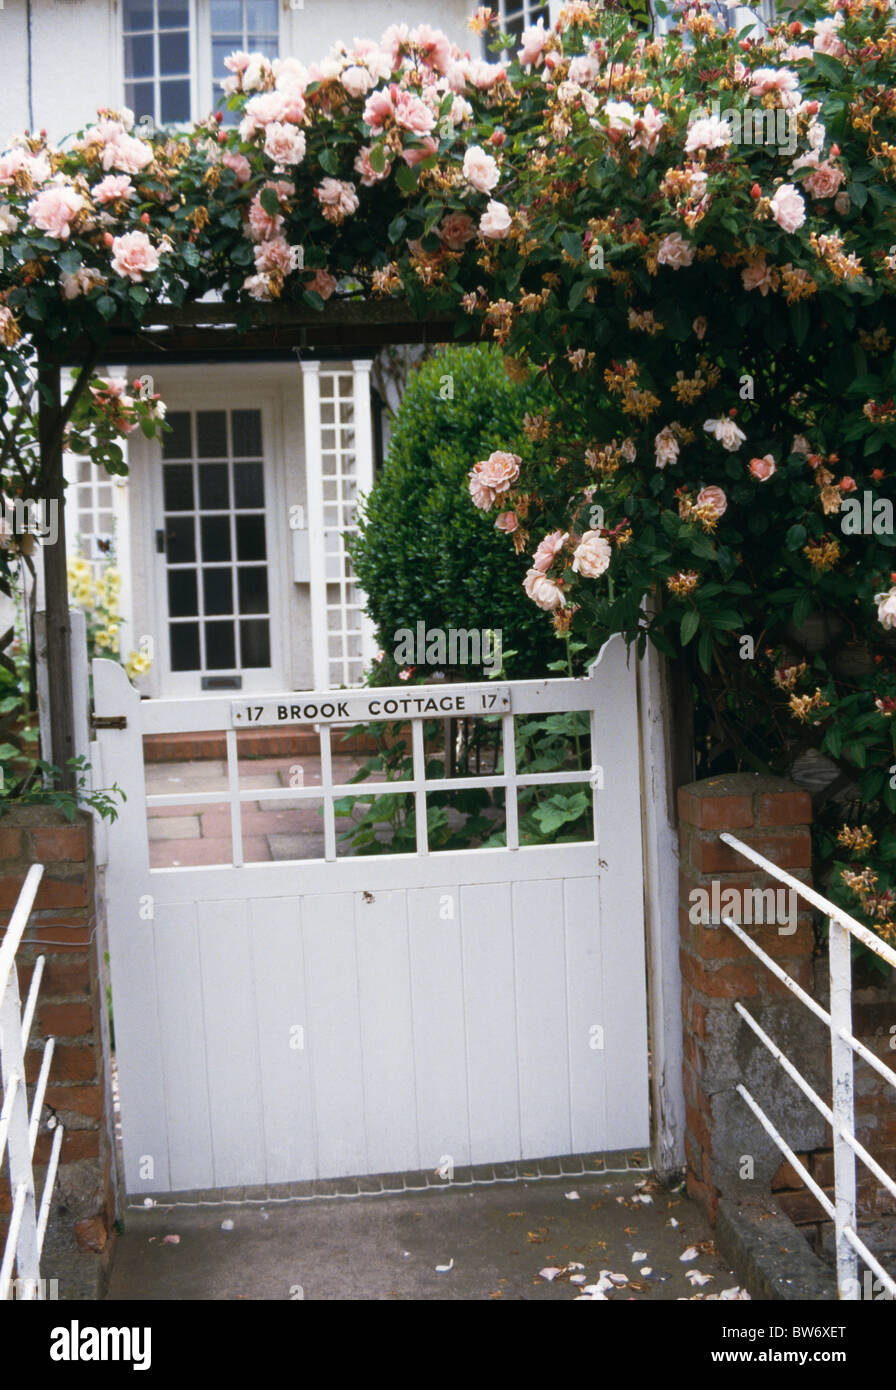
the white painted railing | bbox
[0,864,65,1300]
[719,832,896,1301]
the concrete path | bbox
[106,1173,748,1302]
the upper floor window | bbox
[211,0,280,119]
[123,0,191,127]
[495,0,551,51]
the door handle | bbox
[155,528,166,554]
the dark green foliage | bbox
[349,345,557,679]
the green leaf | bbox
[387,213,407,243]
[318,147,340,176]
[569,279,587,311]
[791,301,809,348]
[395,163,418,194]
[559,231,583,263]
[680,609,700,646]
[96,295,117,321]
[785,523,807,551]
[57,248,82,276]
[368,142,386,173]
[259,187,281,217]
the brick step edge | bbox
[714,1193,837,1301]
[143,730,381,762]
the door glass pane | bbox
[160,79,190,124]
[203,568,233,615]
[124,33,154,78]
[236,515,265,561]
[159,30,189,74]
[168,570,198,617]
[237,566,268,614]
[170,623,200,671]
[197,411,228,458]
[167,516,196,564]
[234,463,263,509]
[163,464,193,511]
[199,463,229,510]
[231,409,262,457]
[240,620,270,668]
[162,411,191,458]
[201,515,231,562]
[205,621,236,669]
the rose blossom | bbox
[693,316,708,340]
[657,233,695,269]
[532,530,569,573]
[572,531,612,579]
[813,15,846,59]
[524,568,566,611]
[684,114,733,153]
[749,454,776,481]
[101,132,153,174]
[60,266,103,299]
[0,148,49,186]
[410,24,452,73]
[804,162,843,200]
[354,145,392,185]
[341,65,376,98]
[437,211,476,249]
[604,101,635,138]
[315,177,359,224]
[362,88,395,133]
[393,89,436,136]
[875,586,896,630]
[468,450,520,509]
[222,152,251,183]
[92,174,134,205]
[696,485,728,518]
[401,136,439,168]
[568,54,600,86]
[494,511,519,533]
[305,268,337,300]
[109,229,161,281]
[27,183,83,240]
[263,122,306,166]
[654,426,679,469]
[742,258,778,296]
[242,272,273,301]
[519,18,549,67]
[748,67,800,99]
[704,418,746,451]
[479,200,512,239]
[462,145,500,194]
[770,183,806,233]
[834,191,850,215]
[631,103,666,156]
[253,236,301,276]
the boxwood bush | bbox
[349,344,557,680]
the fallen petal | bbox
[680,1246,699,1262]
[539,1267,563,1282]
[569,1274,587,1286]
[686,1270,712,1286]
[640,1267,653,1277]
[565,1191,580,1200]
[632,1250,648,1263]
[162,1234,180,1245]
[435,1258,454,1273]
[221,1219,234,1231]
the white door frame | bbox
[127,366,293,698]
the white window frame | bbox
[119,0,198,131]
[200,0,282,120]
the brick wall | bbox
[0,807,116,1275]
[678,773,828,1223]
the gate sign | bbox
[231,686,512,727]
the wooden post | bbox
[37,357,76,791]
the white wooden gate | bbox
[92,636,650,1196]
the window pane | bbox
[238,566,268,615]
[234,462,263,509]
[247,0,278,29]
[210,0,241,29]
[124,33,154,78]
[125,82,155,124]
[240,619,270,668]
[198,463,230,510]
[231,409,262,457]
[167,516,196,564]
[160,79,190,124]
[248,34,279,56]
[203,568,233,616]
[123,0,154,31]
[197,411,227,458]
[159,30,189,74]
[162,411,191,458]
[170,622,200,671]
[158,0,189,28]
[201,516,231,562]
[212,37,241,77]
[205,621,236,669]
[168,570,198,617]
[163,463,193,511]
[236,515,266,561]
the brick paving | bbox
[145,754,368,868]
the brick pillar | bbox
[677,774,829,1223]
[0,807,116,1287]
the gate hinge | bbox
[90,714,128,730]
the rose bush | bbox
[1,0,895,941]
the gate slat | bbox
[355,889,420,1175]
[407,888,471,1171]
[302,893,368,1178]
[513,879,573,1158]
[249,897,315,1184]
[197,900,266,1188]
[460,882,522,1164]
[153,904,215,1192]
[564,875,607,1154]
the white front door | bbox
[151,393,286,695]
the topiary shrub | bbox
[349,344,557,680]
